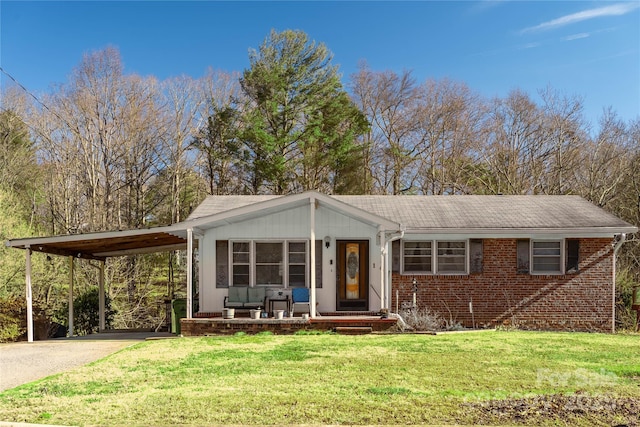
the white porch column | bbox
[309,197,317,318]
[99,260,105,331]
[25,247,33,343]
[379,227,386,311]
[186,228,193,319]
[197,235,203,312]
[68,256,74,337]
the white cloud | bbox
[563,33,590,41]
[519,2,639,34]
[518,42,542,50]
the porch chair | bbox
[291,287,310,317]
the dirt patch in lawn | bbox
[463,393,640,426]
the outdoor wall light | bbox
[324,236,331,248]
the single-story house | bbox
[6,191,637,340]
[186,191,636,332]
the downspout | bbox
[611,233,627,333]
[383,228,412,328]
[381,227,404,311]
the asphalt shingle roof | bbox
[188,194,636,232]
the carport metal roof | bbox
[5,225,190,261]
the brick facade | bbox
[391,238,614,332]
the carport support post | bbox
[186,228,193,319]
[25,246,33,343]
[99,260,105,332]
[309,197,316,318]
[68,256,74,337]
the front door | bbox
[336,240,369,311]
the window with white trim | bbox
[232,241,250,286]
[255,242,284,286]
[403,241,432,273]
[219,240,322,287]
[437,241,467,273]
[288,241,306,287]
[402,240,467,274]
[531,240,563,274]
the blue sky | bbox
[1,1,639,127]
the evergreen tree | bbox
[240,29,368,194]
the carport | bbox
[5,223,200,342]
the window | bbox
[437,241,467,273]
[288,242,306,287]
[219,239,321,287]
[403,241,432,273]
[232,242,250,286]
[402,240,467,274]
[255,242,283,286]
[531,241,562,274]
[517,239,574,275]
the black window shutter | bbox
[315,240,323,288]
[517,240,530,274]
[215,240,229,288]
[566,240,579,273]
[391,240,400,273]
[470,239,483,273]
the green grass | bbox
[0,331,639,426]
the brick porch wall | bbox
[391,238,614,332]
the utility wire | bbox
[1,66,50,112]
[0,66,77,136]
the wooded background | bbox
[1,30,638,337]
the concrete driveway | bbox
[0,332,173,392]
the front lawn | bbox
[0,331,638,426]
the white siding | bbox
[198,203,383,313]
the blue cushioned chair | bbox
[291,287,310,317]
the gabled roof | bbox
[188,195,280,219]
[190,193,637,236]
[6,192,636,260]
[185,191,401,230]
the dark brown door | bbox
[336,240,369,311]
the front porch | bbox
[182,313,398,335]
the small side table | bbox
[269,296,291,315]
